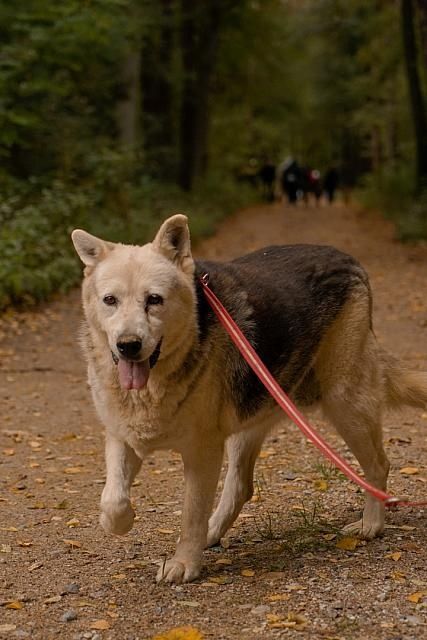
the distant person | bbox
[258,160,276,202]
[281,158,301,204]
[323,167,339,203]
[302,167,322,206]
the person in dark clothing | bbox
[258,161,276,202]
[323,167,339,203]
[281,159,301,204]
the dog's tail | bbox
[382,351,427,409]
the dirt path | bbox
[1,202,426,640]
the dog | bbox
[71,214,427,584]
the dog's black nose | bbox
[116,339,142,359]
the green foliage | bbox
[0,155,256,310]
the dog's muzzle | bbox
[111,338,162,369]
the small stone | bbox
[61,610,78,623]
[61,583,80,595]
[250,605,270,615]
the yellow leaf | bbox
[399,467,419,475]
[63,539,82,548]
[391,570,406,583]
[313,479,328,491]
[266,593,291,602]
[3,448,15,456]
[5,601,23,610]
[259,449,275,459]
[112,573,126,580]
[407,591,427,604]
[64,466,84,474]
[90,620,110,630]
[385,552,402,561]
[0,527,18,532]
[336,537,360,551]
[17,540,32,547]
[208,575,232,585]
[151,627,203,640]
[215,558,232,565]
[241,569,255,577]
[266,613,283,623]
[66,518,80,528]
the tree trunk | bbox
[417,0,427,71]
[141,0,177,179]
[116,51,142,148]
[401,0,427,190]
[178,1,224,190]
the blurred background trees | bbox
[1,0,427,307]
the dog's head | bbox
[71,214,196,390]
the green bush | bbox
[358,168,427,241]
[0,159,257,310]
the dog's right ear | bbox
[71,229,114,266]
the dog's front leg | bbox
[100,434,142,535]
[156,440,223,584]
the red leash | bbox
[200,274,427,509]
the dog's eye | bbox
[146,294,163,306]
[103,295,117,306]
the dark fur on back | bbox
[195,245,371,420]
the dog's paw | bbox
[206,528,222,548]
[100,500,135,535]
[156,558,201,584]
[341,518,384,540]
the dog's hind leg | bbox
[206,426,268,547]
[100,434,142,535]
[317,291,390,539]
[322,386,390,539]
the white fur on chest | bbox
[88,358,221,455]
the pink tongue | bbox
[117,359,150,390]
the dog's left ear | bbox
[152,214,193,273]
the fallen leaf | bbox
[313,479,328,491]
[322,533,337,541]
[2,448,15,456]
[399,467,419,475]
[4,601,24,610]
[17,541,32,547]
[265,593,291,602]
[215,558,232,566]
[0,625,17,633]
[336,537,360,551]
[176,601,200,608]
[208,575,232,585]
[259,449,275,459]
[53,500,69,510]
[385,552,402,561]
[391,570,406,583]
[151,627,203,640]
[63,539,82,549]
[407,591,427,604]
[90,619,111,630]
[44,595,62,604]
[0,527,18,532]
[156,528,174,535]
[1,544,12,553]
[64,467,84,475]
[28,561,43,572]
[112,573,126,580]
[241,569,255,577]
[66,518,80,528]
